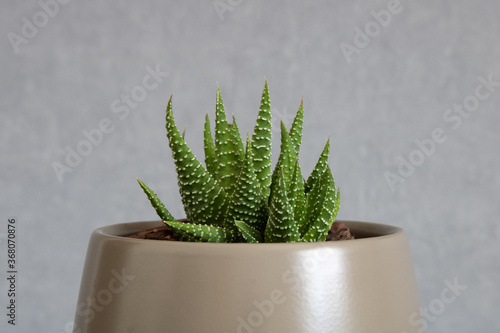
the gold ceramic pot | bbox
[74,221,421,333]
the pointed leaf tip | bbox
[136,178,176,222]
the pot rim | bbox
[91,220,404,249]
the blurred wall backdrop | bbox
[1,1,499,332]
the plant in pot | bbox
[74,82,421,333]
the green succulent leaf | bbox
[251,80,273,198]
[304,138,330,194]
[165,96,227,226]
[225,134,266,233]
[235,220,263,243]
[287,159,306,225]
[265,169,301,243]
[203,113,217,179]
[333,189,341,223]
[301,165,339,241]
[214,87,241,194]
[270,121,298,201]
[165,221,237,243]
[136,178,176,222]
[288,98,304,155]
[169,226,200,242]
[229,115,245,161]
[300,167,323,236]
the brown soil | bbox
[325,222,355,241]
[128,221,354,242]
[128,224,179,240]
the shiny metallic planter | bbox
[74,221,421,333]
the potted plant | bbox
[74,82,421,332]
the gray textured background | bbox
[1,0,499,332]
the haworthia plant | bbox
[137,81,340,243]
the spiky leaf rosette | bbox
[137,82,341,243]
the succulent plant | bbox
[137,81,340,243]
